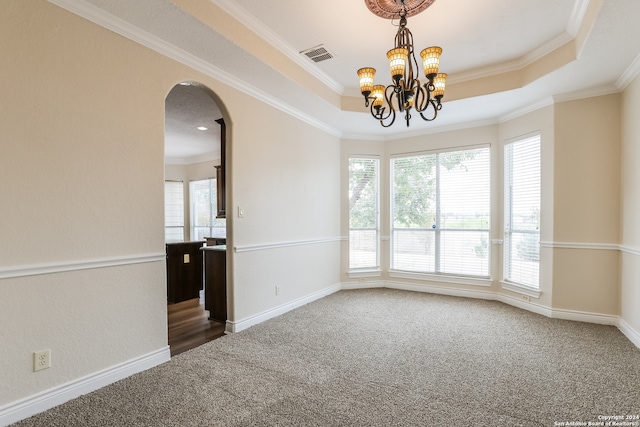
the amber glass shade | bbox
[405,96,414,109]
[420,46,442,78]
[387,48,408,81]
[357,67,376,95]
[432,73,447,98]
[371,85,386,108]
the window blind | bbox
[190,178,225,240]
[164,181,184,242]
[391,147,490,277]
[504,135,541,287]
[349,157,380,269]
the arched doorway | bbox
[164,82,229,356]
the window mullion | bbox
[435,153,441,274]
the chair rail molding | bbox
[0,253,165,280]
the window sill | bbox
[348,269,382,279]
[388,269,492,287]
[500,280,541,298]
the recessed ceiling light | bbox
[197,126,208,131]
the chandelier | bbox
[357,0,447,127]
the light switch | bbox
[238,206,244,218]
[183,254,190,263]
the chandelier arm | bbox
[380,111,397,127]
[407,32,419,86]
[379,85,397,127]
[418,99,439,122]
[369,85,397,126]
[413,83,430,113]
[412,85,423,112]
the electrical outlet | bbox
[521,294,530,302]
[34,349,51,372]
[275,285,281,296]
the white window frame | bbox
[164,180,184,243]
[389,145,491,280]
[190,178,225,241]
[348,156,381,273]
[503,134,541,292]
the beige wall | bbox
[621,73,640,332]
[230,107,341,322]
[553,95,621,244]
[0,0,341,409]
[0,1,170,405]
[551,95,621,314]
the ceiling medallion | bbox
[364,0,437,19]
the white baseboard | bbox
[226,283,342,334]
[619,318,640,348]
[341,280,385,290]
[385,280,496,301]
[343,281,640,350]
[550,307,618,325]
[496,293,553,318]
[0,346,170,427]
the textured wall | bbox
[620,73,640,332]
[551,95,621,314]
[0,1,171,405]
[0,0,341,410]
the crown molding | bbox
[552,84,620,103]
[567,0,591,37]
[47,0,343,139]
[48,0,616,144]
[389,118,499,141]
[616,52,640,90]
[210,0,344,95]
[342,117,499,142]
[340,132,387,142]
[498,96,554,123]
[447,32,573,86]
[448,0,590,86]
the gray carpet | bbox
[13,289,640,426]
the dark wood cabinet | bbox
[202,245,227,322]
[205,237,226,246]
[166,241,204,304]
[215,118,226,219]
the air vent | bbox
[300,45,335,63]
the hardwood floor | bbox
[168,296,225,357]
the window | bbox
[190,178,226,241]
[349,157,380,269]
[504,134,541,288]
[165,181,184,242]
[391,147,490,277]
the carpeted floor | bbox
[13,289,640,426]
